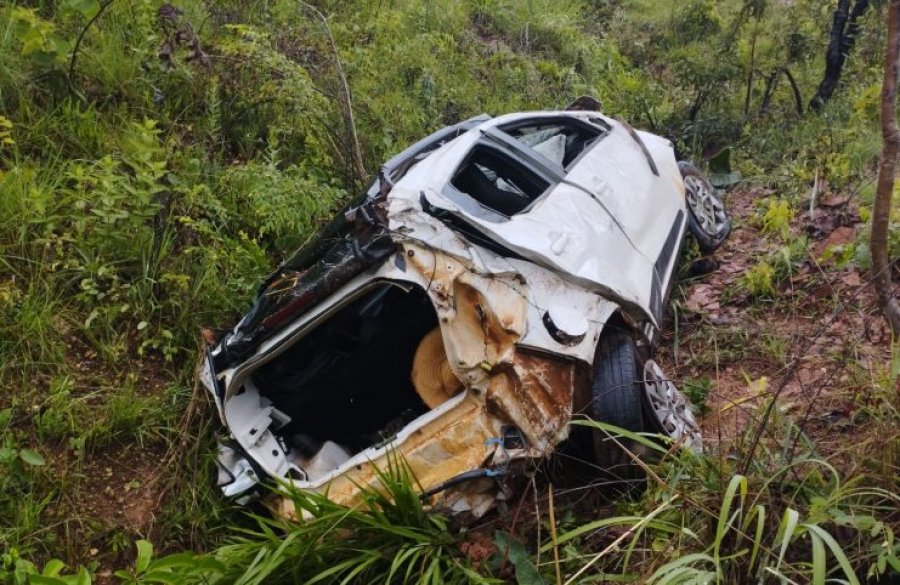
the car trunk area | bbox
[247,283,445,479]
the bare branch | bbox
[759,67,804,117]
[68,0,116,83]
[297,1,368,188]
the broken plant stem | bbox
[548,484,562,585]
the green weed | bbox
[740,236,809,299]
[761,197,794,240]
[758,332,790,366]
[3,458,495,585]
[555,419,900,584]
[742,260,776,297]
[682,376,713,415]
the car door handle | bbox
[550,230,572,255]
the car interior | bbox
[451,146,550,215]
[503,119,602,168]
[450,119,602,216]
[247,283,461,480]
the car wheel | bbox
[590,329,703,490]
[590,328,650,488]
[642,360,703,453]
[679,161,730,254]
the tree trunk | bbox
[871,0,900,335]
[743,23,758,117]
[760,67,804,116]
[809,0,871,112]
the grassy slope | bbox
[0,0,897,580]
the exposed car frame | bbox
[200,108,723,516]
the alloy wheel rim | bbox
[643,360,702,452]
[684,175,728,238]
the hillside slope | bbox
[1,0,896,581]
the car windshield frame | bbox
[496,115,611,172]
[447,142,553,218]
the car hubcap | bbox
[643,360,702,452]
[684,175,727,238]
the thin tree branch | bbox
[297,1,368,188]
[781,67,804,117]
[760,68,781,114]
[743,20,759,117]
[871,0,900,334]
[760,67,804,117]
[68,0,116,82]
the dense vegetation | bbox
[1,0,897,582]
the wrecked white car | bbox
[200,108,729,517]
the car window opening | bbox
[451,146,550,216]
[504,120,602,168]
[246,283,461,482]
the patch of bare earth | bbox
[657,184,896,468]
[70,445,167,534]
[39,441,169,583]
[26,339,176,574]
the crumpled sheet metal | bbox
[404,243,576,453]
[273,243,579,519]
[382,111,685,331]
[387,196,618,366]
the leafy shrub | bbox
[216,160,346,252]
[741,260,776,297]
[740,237,808,299]
[2,7,70,69]
[760,197,794,240]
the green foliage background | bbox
[0,0,896,581]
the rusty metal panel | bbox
[269,244,583,517]
[271,394,498,517]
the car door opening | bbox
[242,283,462,482]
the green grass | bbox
[5,457,500,584]
[551,416,900,584]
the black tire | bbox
[590,329,649,490]
[679,161,731,254]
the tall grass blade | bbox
[714,474,747,566]
[775,507,800,573]
[646,553,717,584]
[745,504,765,573]
[809,528,826,585]
[804,524,861,585]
